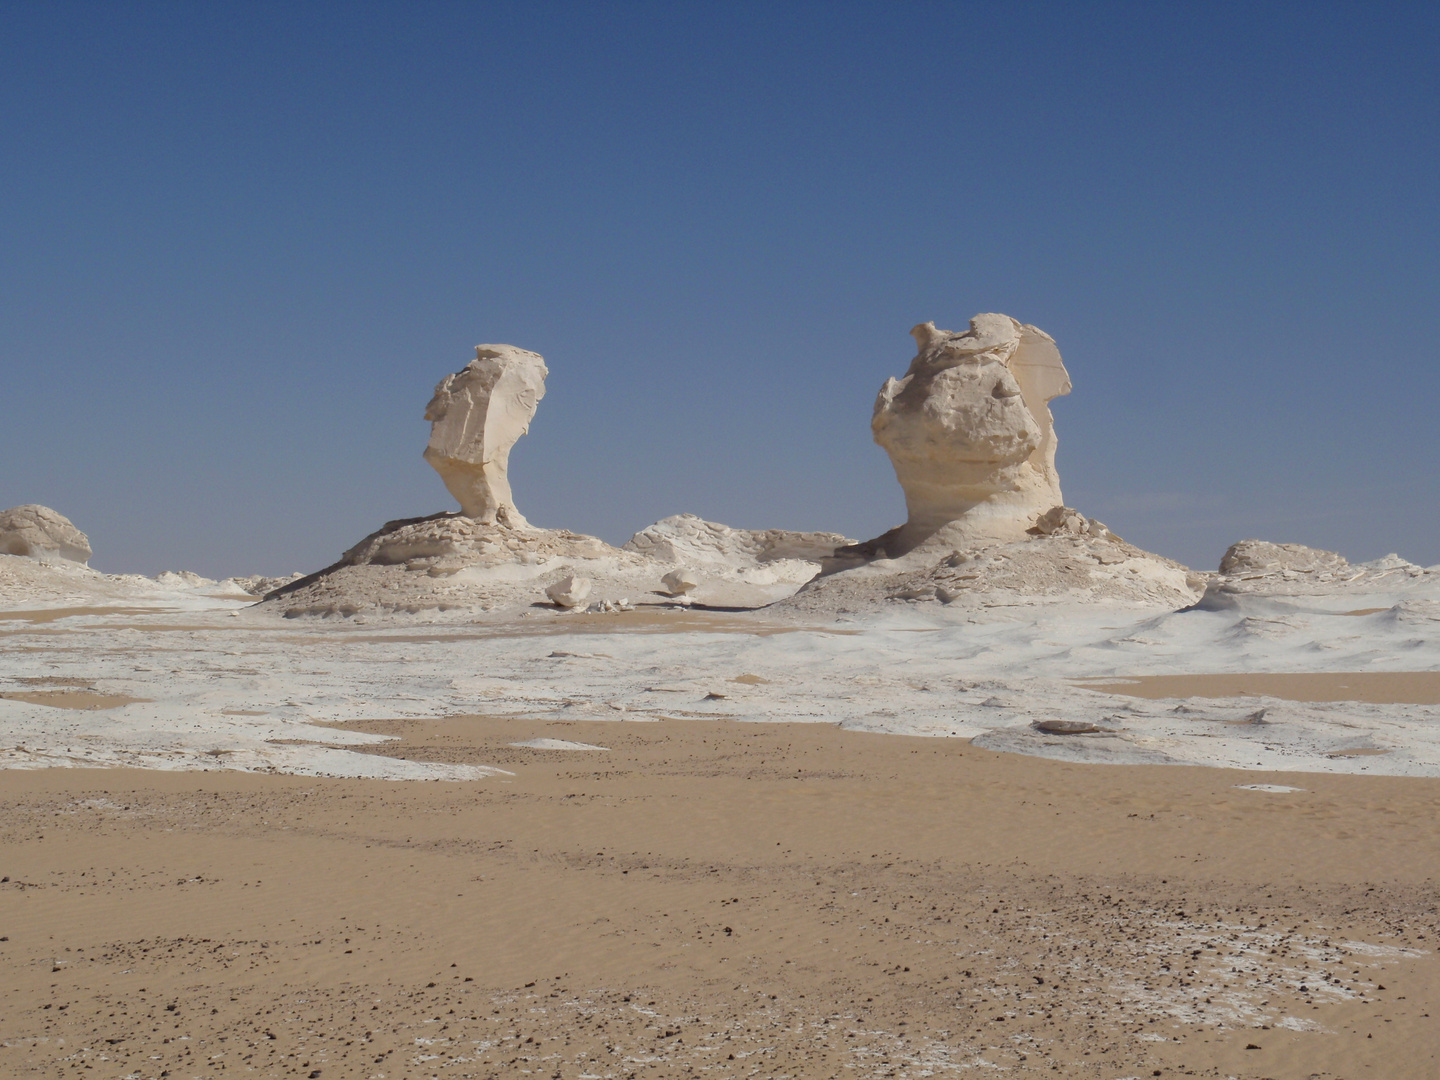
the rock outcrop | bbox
[1029,505,1119,541]
[263,319,1211,621]
[1217,539,1350,578]
[781,531,1204,614]
[869,314,1071,554]
[775,317,1211,613]
[1195,540,1432,609]
[0,505,92,564]
[624,514,850,568]
[424,345,548,525]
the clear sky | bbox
[3,2,1437,577]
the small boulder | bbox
[546,574,592,609]
[661,568,700,596]
[0,505,92,564]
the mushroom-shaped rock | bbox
[871,314,1071,553]
[424,344,548,525]
[546,574,592,609]
[0,505,93,564]
[661,568,700,596]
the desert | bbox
[3,314,1438,1079]
[6,10,1439,1077]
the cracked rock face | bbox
[0,504,92,564]
[423,344,548,525]
[871,314,1071,553]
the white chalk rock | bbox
[871,314,1071,553]
[1030,505,1119,542]
[0,505,93,564]
[661,568,701,595]
[154,570,218,589]
[546,574,592,608]
[1218,539,1349,577]
[424,344,548,525]
[624,513,849,567]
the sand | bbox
[0,690,150,711]
[1,715,1436,1079]
[0,608,180,625]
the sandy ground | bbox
[1,715,1436,1080]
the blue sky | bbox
[2,2,1437,576]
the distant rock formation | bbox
[1217,539,1350,577]
[624,514,850,567]
[1195,540,1431,608]
[0,505,92,564]
[424,345,548,525]
[868,314,1071,554]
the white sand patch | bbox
[509,738,609,750]
[4,549,1440,778]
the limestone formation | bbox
[781,530,1203,614]
[424,345,548,525]
[870,314,1071,553]
[546,574,592,609]
[0,505,92,564]
[661,568,700,596]
[624,514,849,567]
[1217,539,1350,577]
[1194,540,1432,608]
[1029,505,1118,542]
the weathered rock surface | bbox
[337,513,614,570]
[260,511,833,619]
[624,514,850,568]
[546,574,592,608]
[1218,539,1351,578]
[1029,505,1118,541]
[424,344,548,525]
[0,505,93,564]
[780,315,1211,614]
[869,314,1071,554]
[259,512,639,616]
[1196,540,1432,609]
[661,568,700,596]
[154,570,216,589]
[781,531,1204,615]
